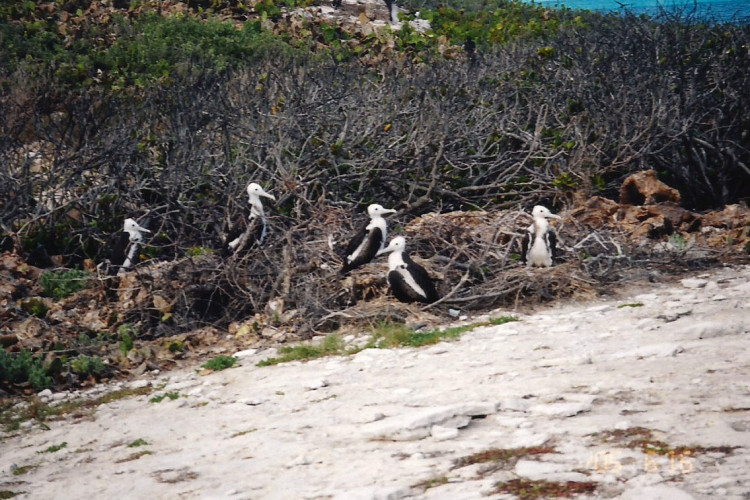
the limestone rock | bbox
[620,169,681,205]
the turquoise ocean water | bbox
[528,0,750,21]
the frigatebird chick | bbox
[377,236,440,304]
[110,218,151,273]
[521,205,561,268]
[340,203,397,275]
[223,182,275,255]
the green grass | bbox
[37,442,67,454]
[202,355,237,371]
[149,391,180,403]
[617,302,644,309]
[128,438,149,447]
[1,385,154,433]
[257,334,347,367]
[257,316,518,366]
[11,465,37,476]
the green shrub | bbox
[39,269,90,300]
[70,356,107,377]
[118,324,137,356]
[21,298,48,318]
[202,355,237,371]
[0,349,51,391]
[150,391,180,403]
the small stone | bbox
[681,278,708,289]
[129,380,150,389]
[305,378,328,390]
[431,425,459,441]
[233,349,258,358]
[37,389,53,398]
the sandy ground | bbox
[1,264,749,500]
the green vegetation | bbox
[11,465,37,476]
[258,317,518,366]
[453,446,556,470]
[257,334,347,366]
[412,475,449,491]
[128,438,149,447]
[20,298,48,318]
[201,355,237,371]
[617,302,644,309]
[37,442,67,454]
[39,269,90,300]
[1,386,153,432]
[491,478,597,498]
[0,349,51,391]
[70,356,107,378]
[590,427,738,456]
[118,324,138,356]
[149,391,180,403]
[231,428,258,438]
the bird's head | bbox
[247,183,275,201]
[531,205,561,220]
[123,218,150,235]
[367,204,397,217]
[377,236,406,256]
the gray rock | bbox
[681,278,708,289]
[528,402,591,417]
[363,402,496,441]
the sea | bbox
[526,0,750,22]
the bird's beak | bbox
[135,224,151,233]
[261,191,276,201]
[547,214,562,220]
[376,242,395,257]
[383,209,397,215]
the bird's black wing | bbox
[403,254,440,303]
[520,230,531,264]
[341,225,381,274]
[547,230,558,263]
[110,232,130,268]
[387,269,421,303]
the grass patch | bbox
[116,450,153,463]
[412,475,449,490]
[1,386,153,432]
[201,355,237,371]
[0,491,22,499]
[37,442,67,454]
[487,316,519,326]
[231,428,258,438]
[11,465,37,476]
[452,446,556,472]
[491,478,597,498]
[128,438,149,447]
[617,302,644,309]
[149,391,180,403]
[257,317,519,366]
[589,427,738,456]
[257,334,347,366]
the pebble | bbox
[681,278,708,289]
